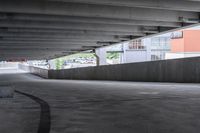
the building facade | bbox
[123,35,171,63]
[166,30,200,59]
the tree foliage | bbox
[107,52,120,59]
[55,59,64,70]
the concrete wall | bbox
[0,62,19,68]
[48,57,200,83]
[18,57,200,83]
[18,64,48,78]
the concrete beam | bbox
[0,33,147,43]
[0,52,83,60]
[0,1,198,22]
[0,28,146,36]
[0,43,98,49]
[0,42,120,50]
[0,20,163,33]
[0,38,120,46]
[0,50,76,55]
[0,48,78,52]
[0,39,99,44]
[0,37,124,43]
[0,13,182,27]
[50,0,200,12]
[0,33,126,41]
[0,31,144,39]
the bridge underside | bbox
[0,0,199,60]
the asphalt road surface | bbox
[1,69,200,133]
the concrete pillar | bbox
[121,43,126,63]
[48,60,56,69]
[93,52,100,66]
[95,48,107,66]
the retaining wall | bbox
[48,57,200,83]
[18,64,48,78]
[0,62,18,68]
[18,57,200,83]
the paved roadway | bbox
[1,69,200,133]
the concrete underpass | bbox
[1,68,200,133]
[0,0,200,133]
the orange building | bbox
[166,30,200,59]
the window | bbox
[128,40,146,50]
[151,55,160,61]
[151,37,170,50]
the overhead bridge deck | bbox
[0,0,199,60]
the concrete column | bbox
[48,60,56,70]
[121,43,127,63]
[95,47,107,66]
[93,53,100,66]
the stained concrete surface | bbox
[1,69,200,133]
[47,57,200,83]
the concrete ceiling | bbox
[0,0,199,60]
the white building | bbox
[116,34,171,64]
